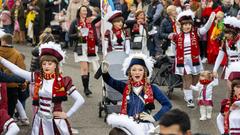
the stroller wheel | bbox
[166,88,174,99]
[98,102,103,118]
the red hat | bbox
[39,42,65,62]
[228,62,240,81]
[228,72,240,81]
[107,10,123,23]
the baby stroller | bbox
[98,51,128,121]
[151,55,182,99]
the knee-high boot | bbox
[81,75,92,96]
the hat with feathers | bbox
[228,62,240,81]
[122,53,155,78]
[224,16,240,32]
[39,41,65,63]
[177,9,195,24]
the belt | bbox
[37,111,53,119]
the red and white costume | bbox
[0,42,85,135]
[103,11,130,56]
[74,18,99,63]
[213,17,240,79]
[0,83,19,135]
[191,78,218,106]
[173,10,216,76]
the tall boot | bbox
[199,106,207,121]
[206,106,212,119]
[81,75,92,96]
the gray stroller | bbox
[98,51,128,121]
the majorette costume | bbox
[103,10,130,56]
[172,10,215,107]
[0,74,25,135]
[217,62,240,135]
[102,53,172,135]
[0,42,85,135]
[213,16,240,79]
[0,84,20,135]
[73,16,99,63]
[190,77,218,120]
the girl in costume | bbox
[0,72,25,135]
[169,10,216,108]
[0,42,85,135]
[101,53,172,134]
[103,10,130,56]
[69,5,99,96]
[217,62,240,135]
[213,16,240,89]
[190,71,218,121]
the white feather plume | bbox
[39,41,66,63]
[107,113,145,135]
[224,16,240,29]
[105,10,122,22]
[122,53,155,78]
[176,9,195,22]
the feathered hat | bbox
[176,9,195,24]
[107,10,123,23]
[107,113,145,135]
[39,41,65,63]
[224,16,240,34]
[228,62,240,81]
[122,53,155,78]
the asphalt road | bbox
[13,44,225,135]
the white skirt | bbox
[31,113,71,135]
[175,56,203,76]
[74,43,99,63]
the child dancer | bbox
[190,71,218,120]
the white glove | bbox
[101,61,109,73]
[139,112,155,123]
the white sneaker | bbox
[71,128,79,134]
[186,99,195,108]
[201,57,207,63]
[199,116,207,121]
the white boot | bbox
[199,106,207,121]
[183,89,195,108]
[206,106,212,119]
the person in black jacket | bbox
[158,5,177,55]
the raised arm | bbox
[199,12,216,35]
[152,85,172,121]
[213,50,225,73]
[0,57,31,81]
[102,72,126,94]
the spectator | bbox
[0,4,13,34]
[159,109,192,135]
[0,33,26,117]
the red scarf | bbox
[227,35,240,51]
[112,27,123,45]
[120,80,154,115]
[78,19,96,56]
[176,28,200,67]
[33,72,67,106]
[200,79,212,85]
[132,24,140,34]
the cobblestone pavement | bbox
[14,44,224,135]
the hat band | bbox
[41,48,63,61]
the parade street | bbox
[17,44,224,135]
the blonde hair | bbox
[167,5,176,15]
[38,27,55,45]
[200,70,213,80]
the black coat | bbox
[158,16,174,51]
